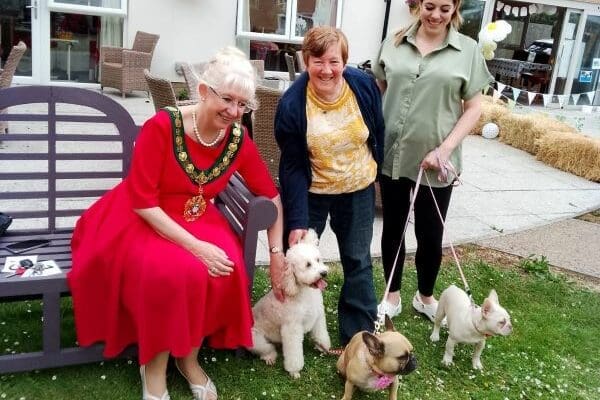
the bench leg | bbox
[43,291,61,355]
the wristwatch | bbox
[269,245,283,254]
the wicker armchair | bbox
[253,85,283,185]
[180,62,207,102]
[284,53,296,81]
[296,50,306,72]
[0,41,27,133]
[100,31,159,98]
[250,59,265,79]
[144,69,196,112]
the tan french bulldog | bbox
[336,316,417,400]
[430,285,513,370]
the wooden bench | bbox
[0,85,277,374]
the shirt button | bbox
[393,142,399,149]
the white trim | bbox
[47,0,127,17]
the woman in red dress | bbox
[68,47,286,400]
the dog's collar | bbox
[368,363,395,390]
[471,305,493,338]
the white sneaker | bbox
[412,291,446,326]
[378,298,402,318]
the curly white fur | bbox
[249,229,331,378]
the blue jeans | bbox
[307,184,377,346]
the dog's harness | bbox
[375,160,474,334]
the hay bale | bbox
[472,101,509,135]
[497,112,576,154]
[536,131,600,182]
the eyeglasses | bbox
[208,86,256,114]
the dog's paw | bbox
[472,360,483,370]
[289,371,301,379]
[441,356,454,367]
[430,332,440,342]
[261,352,277,366]
[314,342,330,354]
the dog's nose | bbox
[402,354,417,374]
[320,270,328,278]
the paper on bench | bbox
[2,256,39,273]
[21,260,62,278]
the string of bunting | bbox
[486,81,597,110]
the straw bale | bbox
[497,112,576,155]
[472,101,509,135]
[536,131,600,182]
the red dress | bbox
[67,110,278,364]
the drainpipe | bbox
[382,0,392,41]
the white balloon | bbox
[482,122,499,139]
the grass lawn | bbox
[1,245,599,400]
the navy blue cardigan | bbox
[274,67,385,232]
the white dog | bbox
[249,229,331,378]
[430,285,512,370]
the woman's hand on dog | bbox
[269,252,287,302]
[288,229,307,247]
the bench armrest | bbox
[216,173,277,292]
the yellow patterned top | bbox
[306,81,377,194]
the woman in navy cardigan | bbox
[274,26,384,347]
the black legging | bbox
[380,175,453,297]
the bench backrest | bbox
[0,86,138,234]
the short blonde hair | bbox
[200,46,257,106]
[302,26,348,66]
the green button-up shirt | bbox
[373,23,493,187]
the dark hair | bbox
[302,26,349,66]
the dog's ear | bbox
[280,258,299,297]
[384,315,396,332]
[301,229,319,246]
[362,332,385,359]
[482,290,498,318]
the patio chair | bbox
[253,85,283,185]
[180,62,208,102]
[100,31,160,98]
[296,50,306,72]
[0,41,27,133]
[284,53,296,81]
[250,59,265,79]
[144,69,196,112]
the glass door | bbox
[571,13,600,105]
[1,0,41,83]
[550,8,584,96]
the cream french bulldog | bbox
[430,285,512,370]
[336,316,417,400]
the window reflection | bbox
[50,11,122,83]
[248,40,301,73]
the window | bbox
[236,0,342,71]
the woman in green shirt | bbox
[372,0,492,321]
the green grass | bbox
[1,249,600,400]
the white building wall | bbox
[126,0,415,81]
[127,0,238,82]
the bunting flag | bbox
[585,91,596,104]
[511,87,521,100]
[542,94,552,107]
[492,89,502,101]
[489,81,595,108]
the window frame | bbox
[236,0,343,44]
[47,0,127,17]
